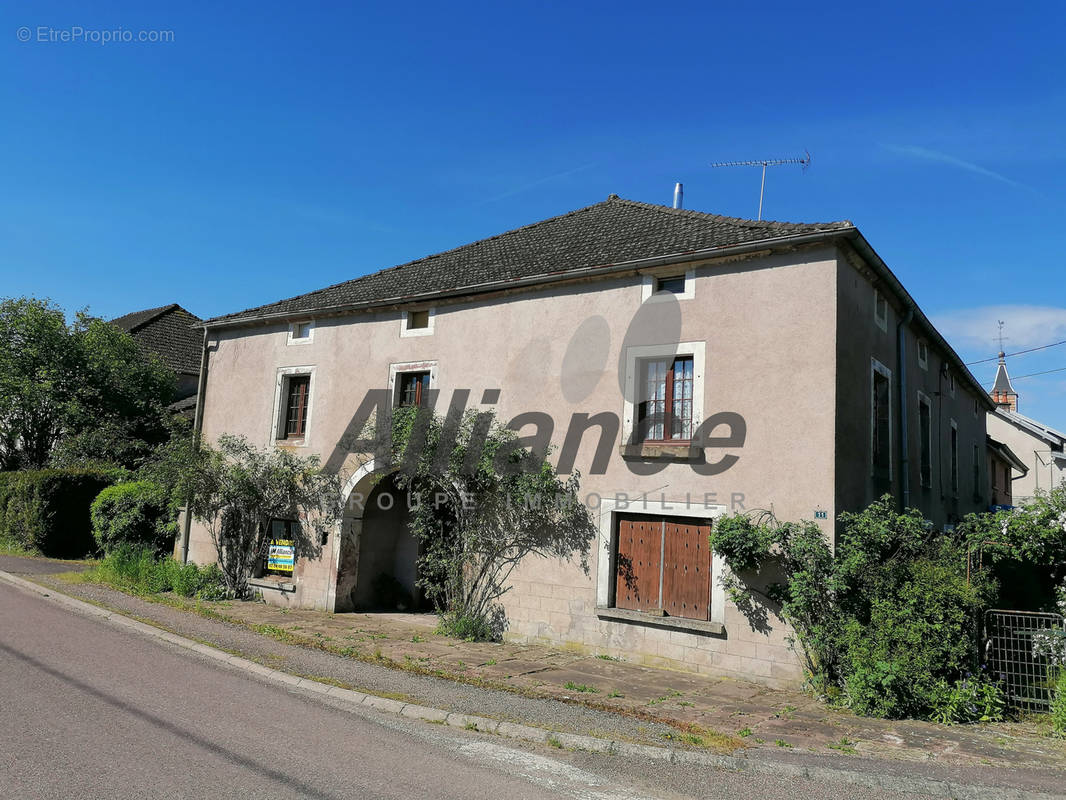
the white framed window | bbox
[400,308,435,337]
[388,360,438,410]
[917,340,928,370]
[640,268,695,302]
[622,342,705,443]
[595,497,727,625]
[947,371,956,398]
[917,391,932,489]
[874,289,888,332]
[270,366,316,445]
[871,358,892,478]
[973,397,980,418]
[287,320,315,345]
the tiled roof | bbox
[205,196,852,326]
[109,304,203,375]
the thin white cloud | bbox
[479,161,600,205]
[933,305,1066,352]
[883,144,1023,188]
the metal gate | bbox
[984,609,1065,710]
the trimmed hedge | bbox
[91,480,175,556]
[0,469,125,557]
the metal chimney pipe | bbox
[673,182,683,209]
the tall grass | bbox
[88,545,226,600]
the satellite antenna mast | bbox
[710,150,811,221]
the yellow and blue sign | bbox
[267,540,295,574]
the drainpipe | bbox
[180,328,210,564]
[897,308,914,510]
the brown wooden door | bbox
[615,518,661,612]
[661,520,712,620]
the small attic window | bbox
[287,320,314,345]
[917,341,928,370]
[640,269,695,302]
[656,275,687,295]
[401,308,435,337]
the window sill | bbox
[249,576,296,593]
[595,606,724,636]
[617,443,700,461]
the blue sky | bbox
[2,1,1064,428]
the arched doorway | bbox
[334,471,424,612]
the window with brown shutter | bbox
[637,356,694,442]
[614,515,712,621]
[283,375,310,438]
[396,371,430,408]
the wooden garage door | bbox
[615,518,661,612]
[662,520,712,621]
[615,516,712,621]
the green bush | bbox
[89,545,226,599]
[710,497,995,721]
[928,677,1006,725]
[0,468,125,557]
[840,556,986,718]
[90,480,175,555]
[1050,670,1066,736]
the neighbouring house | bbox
[986,435,1028,508]
[111,304,203,413]
[181,195,994,687]
[986,352,1066,504]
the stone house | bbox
[181,195,994,687]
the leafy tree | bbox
[151,433,341,598]
[0,298,77,469]
[389,407,596,640]
[0,297,175,470]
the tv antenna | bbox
[711,150,811,221]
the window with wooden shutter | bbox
[637,356,694,442]
[614,515,712,621]
[283,375,310,438]
[396,371,430,408]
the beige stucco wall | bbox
[187,246,846,687]
[986,412,1066,504]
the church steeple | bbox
[991,351,1018,412]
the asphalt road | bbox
[0,579,929,800]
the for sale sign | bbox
[267,540,295,574]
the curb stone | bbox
[1,569,1060,800]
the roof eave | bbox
[987,435,1030,475]
[843,230,998,413]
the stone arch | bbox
[333,461,422,612]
